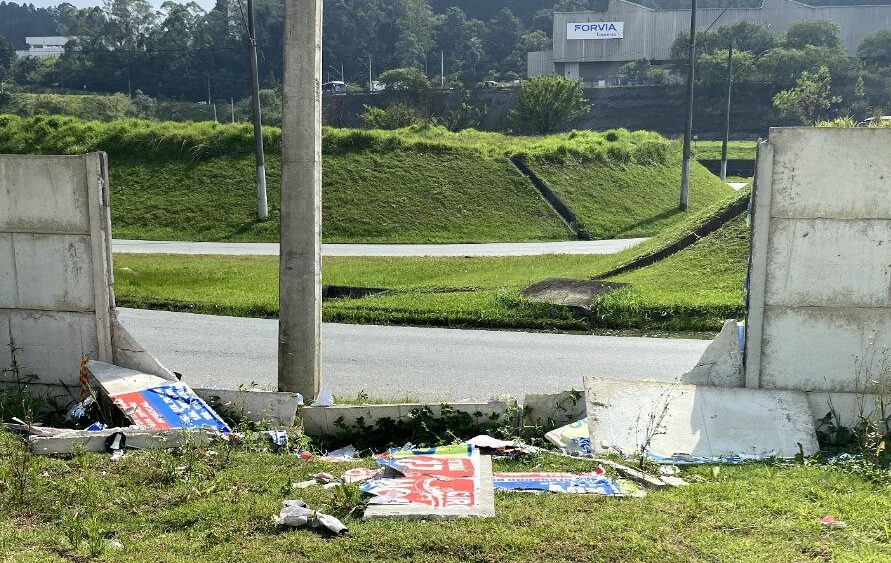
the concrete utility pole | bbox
[279,0,322,397]
[720,41,734,182]
[441,50,445,88]
[248,0,269,220]
[679,0,697,211]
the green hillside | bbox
[2,115,734,244]
[110,152,571,243]
[527,155,733,239]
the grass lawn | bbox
[2,429,890,562]
[692,140,757,161]
[527,157,732,239]
[112,189,751,332]
[597,215,749,330]
[109,152,571,243]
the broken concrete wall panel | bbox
[806,392,888,430]
[585,377,820,460]
[29,427,218,455]
[768,129,891,220]
[760,308,891,392]
[765,218,891,308]
[0,155,91,233]
[2,310,99,385]
[300,402,509,437]
[680,319,744,387]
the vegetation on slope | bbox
[598,214,749,331]
[110,152,571,243]
[2,115,733,243]
[527,153,733,239]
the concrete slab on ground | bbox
[111,239,649,257]
[584,377,819,459]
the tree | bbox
[0,34,15,78]
[510,74,588,133]
[784,21,842,51]
[773,65,842,124]
[858,29,891,68]
[378,67,430,92]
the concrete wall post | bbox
[278,0,322,396]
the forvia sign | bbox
[567,22,624,40]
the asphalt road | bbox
[118,308,710,401]
[112,239,648,257]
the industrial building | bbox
[14,36,71,60]
[528,0,891,85]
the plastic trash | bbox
[65,397,97,424]
[263,430,288,450]
[321,445,356,462]
[313,388,335,407]
[274,500,348,535]
[819,515,847,529]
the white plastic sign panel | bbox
[567,22,624,40]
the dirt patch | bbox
[522,278,629,310]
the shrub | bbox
[510,75,589,134]
[360,104,425,130]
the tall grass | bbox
[0,113,674,165]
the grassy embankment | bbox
[0,114,731,243]
[114,188,750,332]
[692,140,757,161]
[1,427,889,562]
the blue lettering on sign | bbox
[574,23,619,32]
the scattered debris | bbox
[819,515,847,529]
[594,459,675,489]
[321,445,356,462]
[313,388,335,407]
[467,434,540,457]
[584,377,820,461]
[342,467,381,484]
[362,446,495,519]
[263,430,288,450]
[493,472,642,496]
[274,500,348,535]
[544,418,591,456]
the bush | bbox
[510,75,589,134]
[360,104,425,130]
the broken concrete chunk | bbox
[679,319,744,387]
[594,459,668,489]
[584,377,819,461]
[28,427,221,455]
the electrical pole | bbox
[279,0,322,397]
[206,73,211,105]
[247,0,268,220]
[231,97,235,123]
[720,41,734,182]
[679,0,697,211]
[441,50,445,88]
[368,54,372,92]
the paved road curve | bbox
[118,308,709,401]
[112,239,648,257]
